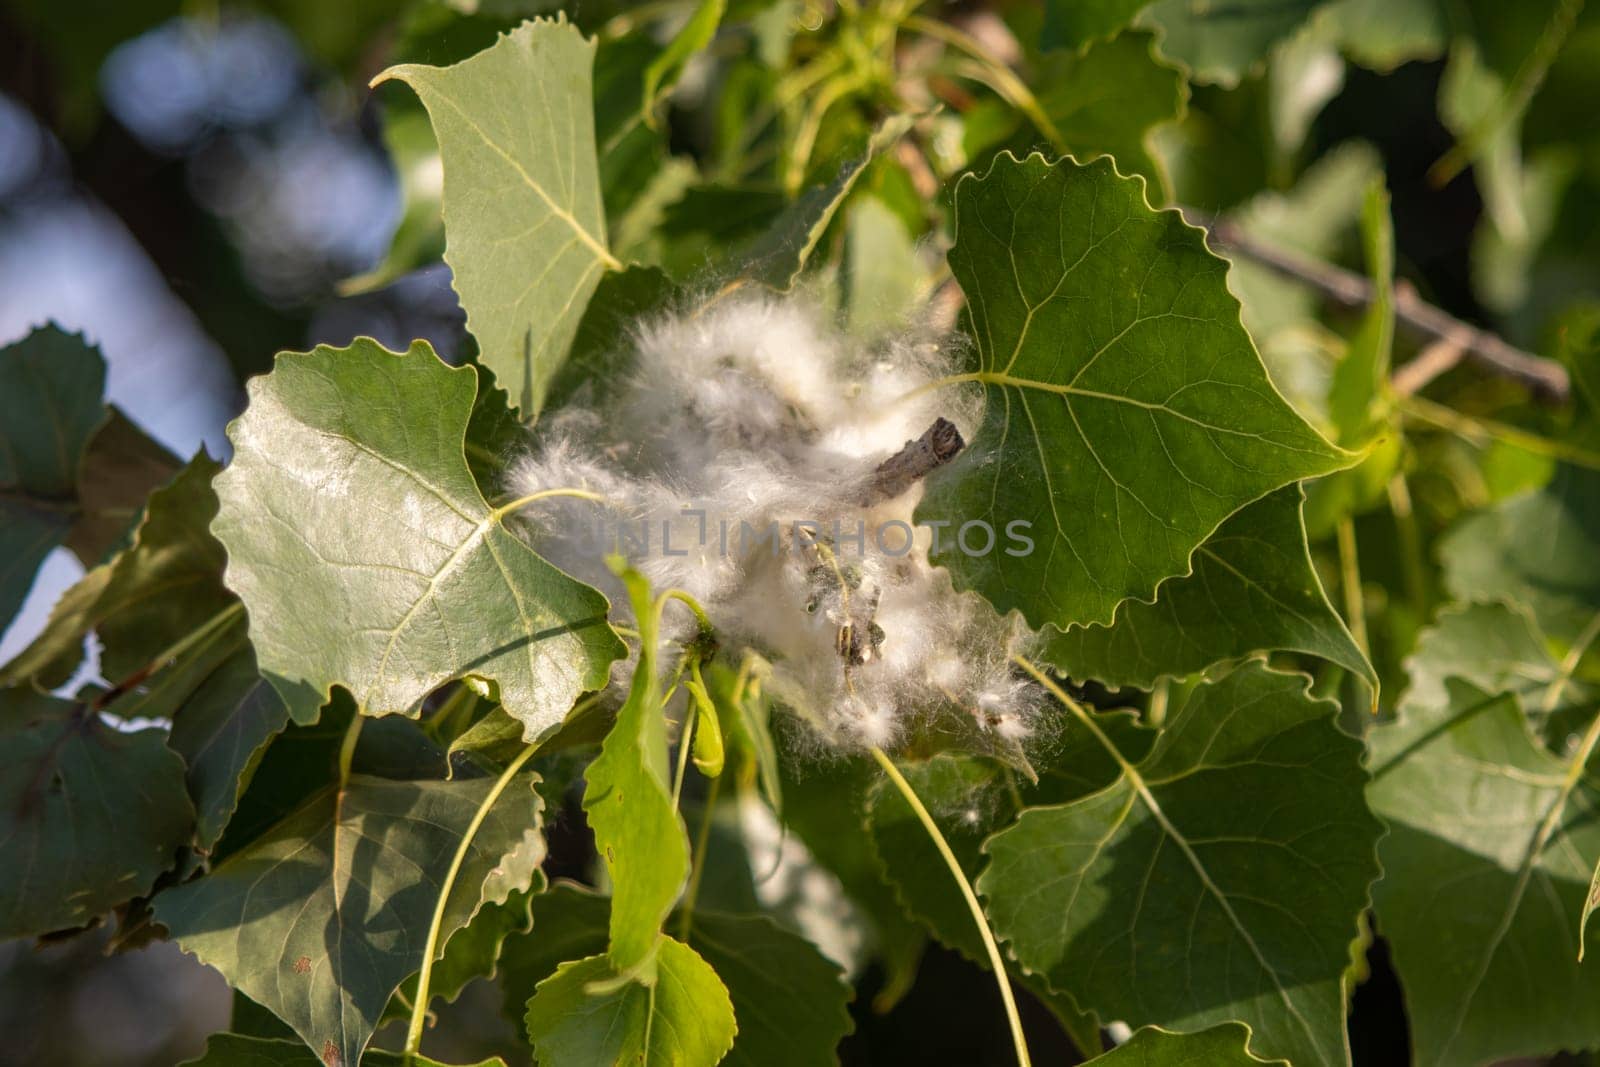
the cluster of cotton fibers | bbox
[508,294,1044,751]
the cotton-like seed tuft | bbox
[507,293,1042,751]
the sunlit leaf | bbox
[212,337,623,737]
[377,16,616,416]
[0,688,193,938]
[919,152,1349,631]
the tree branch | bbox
[1186,209,1570,403]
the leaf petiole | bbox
[868,745,1033,1067]
[404,740,540,1063]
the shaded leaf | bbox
[1140,0,1325,87]
[2,452,233,690]
[1039,0,1151,51]
[737,115,912,290]
[0,325,166,636]
[1441,465,1600,643]
[918,152,1348,631]
[0,688,193,938]
[377,17,615,417]
[524,939,735,1066]
[156,771,544,1067]
[167,647,295,851]
[1369,675,1600,1066]
[642,0,726,124]
[1041,486,1373,690]
[212,337,623,737]
[179,1032,505,1066]
[980,662,1382,1067]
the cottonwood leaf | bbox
[503,884,854,1067]
[866,714,1153,963]
[737,115,913,290]
[1041,486,1373,690]
[0,688,194,938]
[524,938,736,1067]
[919,152,1348,632]
[155,771,544,1067]
[2,452,235,690]
[1087,1023,1283,1065]
[1138,0,1327,87]
[212,337,622,737]
[167,647,295,851]
[1441,464,1600,643]
[1400,600,1571,716]
[968,28,1185,196]
[980,661,1382,1067]
[582,565,687,976]
[0,326,174,635]
[179,1033,505,1066]
[642,0,726,124]
[377,17,616,417]
[1368,676,1600,1066]
[1040,0,1152,51]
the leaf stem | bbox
[671,697,696,810]
[1336,516,1370,661]
[1543,609,1600,715]
[336,711,364,789]
[1399,395,1600,472]
[490,487,607,522]
[678,771,722,942]
[404,742,539,1062]
[867,745,1032,1067]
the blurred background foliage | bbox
[1,0,1598,1062]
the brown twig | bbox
[1187,209,1571,403]
[1392,339,1466,397]
[858,417,965,505]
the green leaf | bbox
[1087,1023,1282,1064]
[737,115,912,290]
[1040,0,1152,51]
[155,771,544,1067]
[0,688,194,938]
[1317,0,1447,71]
[0,325,117,634]
[980,662,1382,1067]
[1328,179,1395,445]
[1041,486,1374,690]
[387,886,541,1022]
[842,194,927,337]
[642,0,726,125]
[2,452,234,690]
[969,28,1186,196]
[583,565,687,976]
[524,938,736,1066]
[867,713,1153,963]
[377,16,617,417]
[918,152,1349,631]
[211,337,623,737]
[167,647,295,851]
[1440,465,1600,643]
[1399,600,1568,715]
[1368,676,1600,1066]
[503,885,854,1067]
[1139,0,1325,87]
[179,1032,505,1066]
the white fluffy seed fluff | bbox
[508,294,1047,752]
